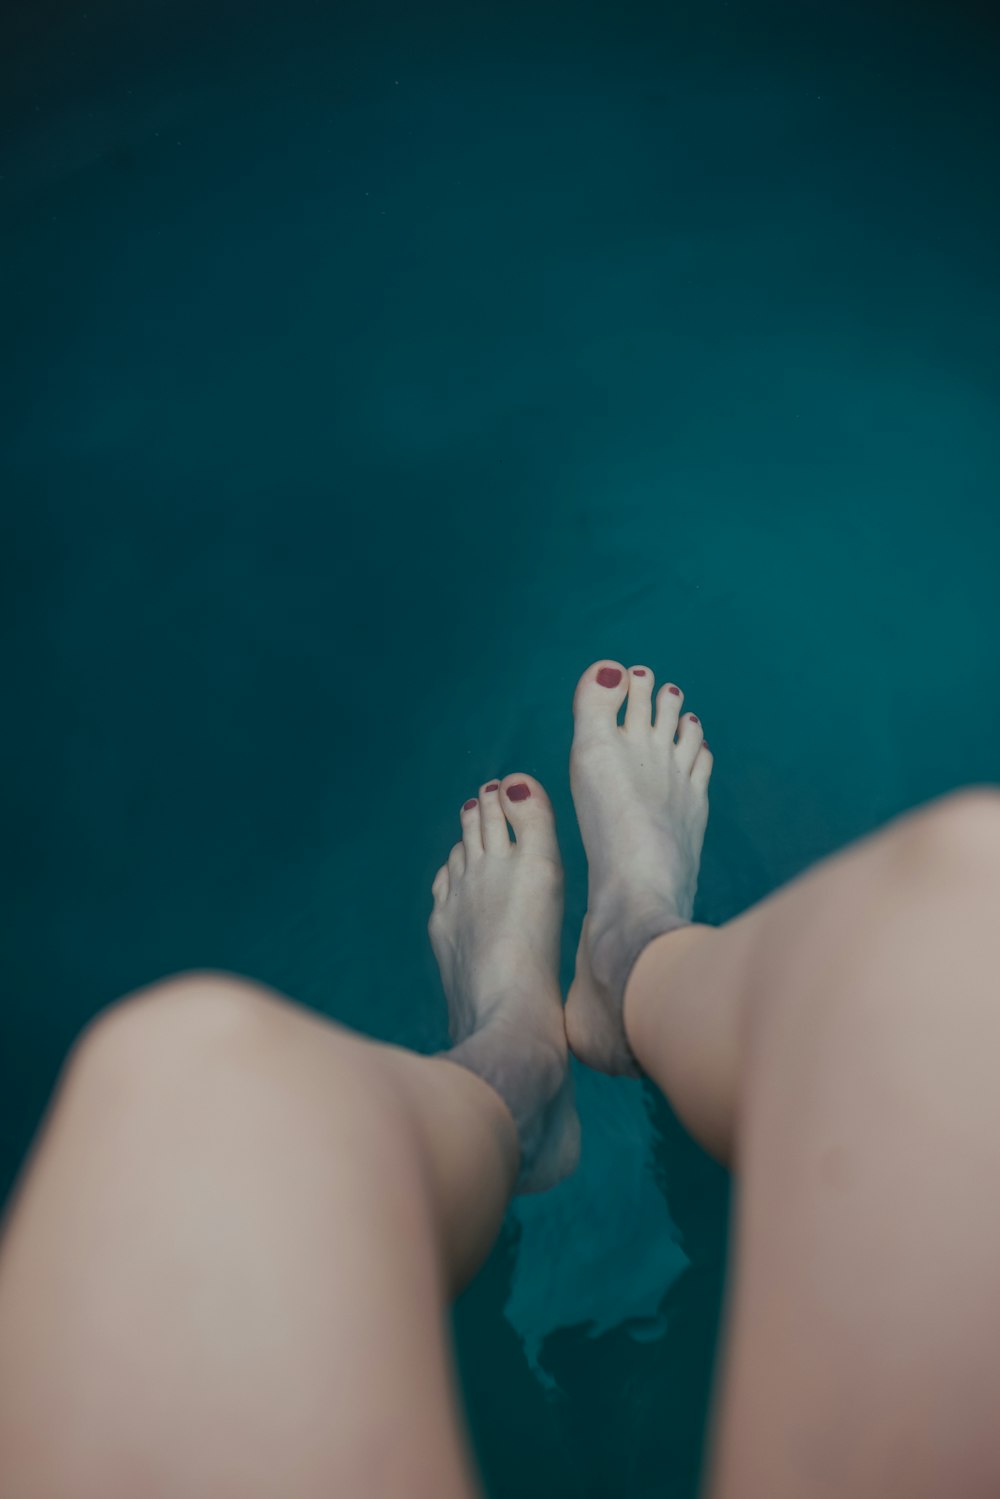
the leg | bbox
[566,658,1000,1499]
[0,775,578,1499]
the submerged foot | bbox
[566,661,712,1075]
[428,775,580,1193]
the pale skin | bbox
[2,660,1000,1498]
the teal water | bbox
[2,2,998,1495]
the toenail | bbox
[507,783,531,801]
[668,686,681,696]
[596,667,622,688]
[484,782,499,792]
[689,715,699,724]
[632,668,647,677]
[463,799,477,810]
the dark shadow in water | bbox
[456,1087,730,1499]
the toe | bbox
[461,796,484,858]
[431,864,449,906]
[654,681,684,737]
[447,841,466,881]
[478,779,509,854]
[675,711,704,771]
[624,665,654,732]
[573,660,629,733]
[692,741,713,791]
[500,774,560,862]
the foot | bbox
[566,661,712,1075]
[428,774,580,1193]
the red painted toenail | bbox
[484,782,499,792]
[689,715,699,724]
[596,667,622,688]
[507,783,531,801]
[632,668,647,677]
[463,799,477,810]
[668,686,681,696]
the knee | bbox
[894,786,1000,886]
[72,970,285,1088]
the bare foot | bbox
[428,774,580,1193]
[565,661,712,1075]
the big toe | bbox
[573,660,628,733]
[500,774,560,861]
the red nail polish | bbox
[689,715,699,724]
[632,668,647,677]
[484,782,499,792]
[596,666,622,688]
[507,783,531,801]
[668,686,681,696]
[463,799,477,811]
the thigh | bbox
[707,794,1000,1498]
[628,790,1000,1161]
[0,972,483,1499]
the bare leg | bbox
[0,773,578,1499]
[566,658,1000,1499]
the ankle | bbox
[590,906,691,1017]
[622,923,735,1163]
[441,1021,568,1189]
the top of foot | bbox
[428,774,580,1193]
[566,661,712,1075]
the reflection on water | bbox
[506,1065,687,1386]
